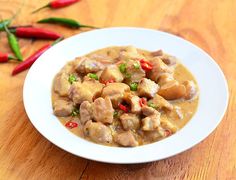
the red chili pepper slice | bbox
[139,59,153,71]
[165,129,172,137]
[65,121,78,129]
[101,79,115,85]
[139,98,147,107]
[118,104,128,113]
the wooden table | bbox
[0,0,235,179]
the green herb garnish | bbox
[147,101,157,109]
[133,62,140,69]
[88,73,98,80]
[130,82,138,91]
[71,107,80,117]
[125,73,131,79]
[68,74,77,84]
[119,63,126,73]
[113,111,119,118]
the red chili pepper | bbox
[32,0,80,13]
[139,98,147,107]
[118,104,128,113]
[165,129,172,137]
[12,37,63,75]
[140,59,153,71]
[65,121,78,129]
[0,52,17,63]
[13,27,62,40]
[101,79,115,85]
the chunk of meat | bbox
[101,83,130,107]
[183,80,197,100]
[92,97,114,124]
[124,59,146,83]
[158,73,174,86]
[137,78,159,98]
[69,80,104,105]
[119,46,144,60]
[114,131,138,147]
[75,57,104,74]
[160,55,177,66]
[79,101,93,125]
[141,106,161,131]
[152,94,173,111]
[158,80,186,100]
[100,66,124,83]
[151,49,163,57]
[54,72,72,96]
[84,121,112,144]
[120,113,140,130]
[147,57,172,82]
[124,93,141,113]
[53,99,73,117]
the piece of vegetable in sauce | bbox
[65,121,78,129]
[119,63,126,73]
[139,97,147,107]
[118,104,129,113]
[147,101,157,109]
[113,110,119,118]
[71,107,80,116]
[133,62,140,69]
[68,74,77,84]
[88,73,98,80]
[130,82,138,91]
[139,59,153,71]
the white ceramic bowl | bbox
[23,27,228,164]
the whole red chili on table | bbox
[0,52,17,63]
[139,59,153,71]
[10,27,62,40]
[12,37,63,75]
[32,0,80,13]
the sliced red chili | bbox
[101,79,115,85]
[139,59,153,71]
[139,98,147,107]
[118,104,128,113]
[65,121,78,129]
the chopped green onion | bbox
[113,111,119,118]
[125,73,131,79]
[147,101,157,109]
[88,73,98,80]
[68,74,77,84]
[133,62,140,69]
[71,107,80,117]
[119,63,126,73]
[130,82,138,91]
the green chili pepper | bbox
[4,24,23,61]
[130,82,138,91]
[71,107,80,117]
[0,20,11,31]
[88,73,98,80]
[119,63,126,73]
[147,101,157,109]
[68,74,77,84]
[37,17,98,29]
[133,62,140,69]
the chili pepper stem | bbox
[32,4,50,14]
[79,24,99,29]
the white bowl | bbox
[23,27,228,164]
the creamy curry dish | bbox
[52,46,199,147]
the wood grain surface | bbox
[0,0,235,179]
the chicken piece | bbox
[120,113,140,130]
[124,93,141,113]
[79,101,93,125]
[84,121,113,144]
[54,72,72,96]
[92,97,114,124]
[75,56,104,74]
[147,57,172,82]
[160,55,177,66]
[137,78,159,98]
[152,94,173,111]
[151,49,163,57]
[161,119,178,133]
[158,80,186,100]
[143,130,162,142]
[158,73,174,86]
[114,131,138,147]
[101,83,130,107]
[141,106,161,131]
[183,80,197,100]
[124,59,146,83]
[119,46,144,60]
[69,80,104,105]
[167,106,183,120]
[53,99,73,117]
[100,66,124,83]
